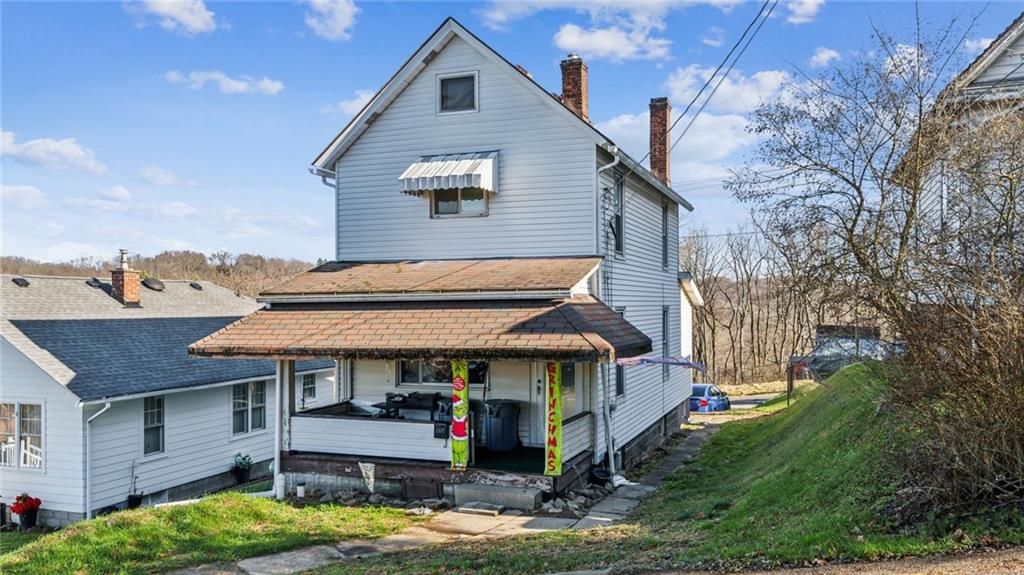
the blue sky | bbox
[2,1,1018,263]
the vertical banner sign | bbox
[450,360,470,471]
[544,362,563,476]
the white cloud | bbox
[37,220,65,238]
[139,165,179,186]
[809,47,841,69]
[1,184,48,210]
[554,23,670,61]
[786,0,824,24]
[165,70,284,95]
[99,185,133,202]
[139,0,216,35]
[67,197,198,219]
[43,241,113,262]
[964,37,993,53]
[480,1,742,61]
[596,109,757,165]
[305,0,359,41]
[1,131,106,174]
[665,65,791,114]
[216,207,321,238]
[700,25,725,47]
[322,89,374,116]
[885,43,923,76]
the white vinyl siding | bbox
[593,150,689,460]
[332,36,596,260]
[88,381,278,512]
[295,371,336,411]
[0,337,84,515]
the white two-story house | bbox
[191,18,703,506]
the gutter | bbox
[84,402,112,519]
[309,166,336,189]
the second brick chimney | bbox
[649,97,671,186]
[111,249,141,307]
[560,54,588,122]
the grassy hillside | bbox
[327,363,1024,574]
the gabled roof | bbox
[945,10,1024,100]
[189,295,652,362]
[1,275,331,401]
[311,17,692,210]
[260,256,601,300]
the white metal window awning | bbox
[398,151,498,195]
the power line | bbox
[670,0,780,153]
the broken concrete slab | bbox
[487,514,577,536]
[456,501,504,516]
[237,545,344,575]
[336,526,451,558]
[588,496,640,517]
[614,484,656,500]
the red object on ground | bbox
[11,494,41,514]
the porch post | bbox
[544,362,563,476]
[274,359,295,500]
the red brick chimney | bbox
[649,97,671,186]
[111,249,141,307]
[560,54,588,122]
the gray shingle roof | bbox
[11,317,331,401]
[2,275,332,400]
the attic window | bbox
[432,188,487,218]
[438,72,477,114]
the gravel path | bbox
[677,548,1024,575]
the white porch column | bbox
[274,359,295,500]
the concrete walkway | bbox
[169,423,719,575]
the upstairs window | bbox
[438,72,477,114]
[432,189,487,218]
[613,176,625,254]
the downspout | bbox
[596,143,620,476]
[274,360,285,500]
[85,402,112,519]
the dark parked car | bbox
[690,384,731,413]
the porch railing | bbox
[290,412,450,462]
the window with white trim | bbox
[399,360,488,386]
[0,403,42,468]
[661,202,670,269]
[302,373,317,401]
[662,306,671,380]
[438,73,477,113]
[431,188,487,218]
[232,381,267,435]
[143,396,164,456]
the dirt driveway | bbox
[675,547,1024,575]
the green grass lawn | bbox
[0,493,412,575]
[320,363,1024,574]
[0,531,43,556]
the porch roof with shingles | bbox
[189,295,651,362]
[259,256,602,297]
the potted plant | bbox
[126,460,143,509]
[231,453,254,484]
[11,493,41,531]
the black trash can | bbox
[484,400,520,451]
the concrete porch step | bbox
[452,483,544,510]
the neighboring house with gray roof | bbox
[0,260,333,526]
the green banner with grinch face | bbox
[450,360,470,471]
[544,362,563,476]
